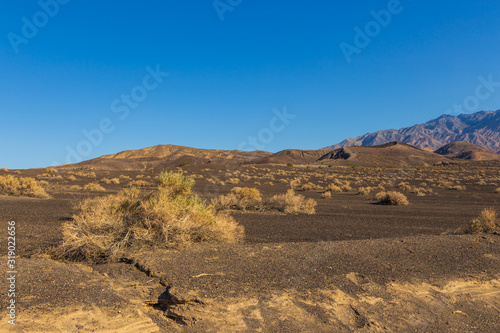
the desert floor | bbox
[1,162,499,332]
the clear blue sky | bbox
[1,0,499,168]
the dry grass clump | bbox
[127,180,153,188]
[99,177,120,185]
[0,168,9,172]
[69,185,83,191]
[75,171,97,178]
[468,208,498,234]
[290,179,301,189]
[0,175,49,198]
[447,185,466,191]
[56,171,244,263]
[357,187,372,196]
[269,189,317,214]
[321,191,332,198]
[119,175,132,181]
[327,184,342,193]
[83,183,106,192]
[66,175,77,181]
[495,187,500,194]
[212,187,263,210]
[46,167,58,173]
[375,191,409,206]
[301,182,322,191]
[228,178,240,185]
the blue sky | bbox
[1,0,499,168]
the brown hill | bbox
[60,144,272,171]
[435,141,500,161]
[325,110,500,153]
[258,142,452,166]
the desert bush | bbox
[83,183,106,192]
[301,182,320,191]
[341,184,352,192]
[0,168,9,172]
[212,187,263,210]
[127,180,153,188]
[179,160,191,167]
[69,185,83,191]
[467,208,498,234]
[269,189,317,214]
[228,178,240,185]
[321,191,332,198]
[56,171,244,263]
[75,171,97,178]
[37,173,63,181]
[0,175,49,198]
[290,179,301,189]
[448,185,466,191]
[119,175,132,181]
[100,177,120,185]
[357,187,371,196]
[375,191,409,206]
[46,167,58,173]
[495,187,500,194]
[287,163,293,167]
[157,171,194,195]
[327,184,342,193]
[66,175,77,181]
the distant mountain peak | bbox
[324,110,500,153]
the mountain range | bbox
[324,110,500,153]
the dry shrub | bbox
[321,191,332,198]
[327,184,342,193]
[448,185,466,191]
[100,177,120,185]
[0,168,9,172]
[228,178,240,185]
[269,189,317,214]
[119,175,132,181]
[398,182,412,191]
[69,185,83,191]
[290,179,301,189]
[375,191,409,206]
[495,187,500,194]
[75,171,97,178]
[341,184,352,192]
[212,187,263,210]
[83,183,106,191]
[357,187,371,196]
[301,182,320,191]
[56,171,244,263]
[0,175,49,198]
[468,208,498,234]
[127,180,153,188]
[46,167,58,173]
[66,175,77,181]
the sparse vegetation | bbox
[127,180,153,188]
[56,171,244,263]
[269,189,317,214]
[212,187,263,210]
[83,183,106,192]
[468,208,498,234]
[321,191,332,198]
[99,177,120,185]
[375,191,409,206]
[357,187,371,196]
[0,175,49,198]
